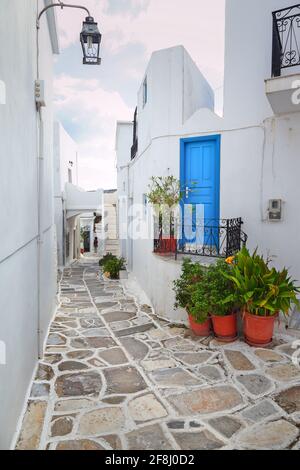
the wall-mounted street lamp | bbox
[80,16,102,65]
[37,1,102,66]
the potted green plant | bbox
[223,248,300,346]
[147,176,182,255]
[173,259,211,336]
[102,257,126,280]
[99,252,117,267]
[191,260,238,342]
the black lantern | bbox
[80,16,102,65]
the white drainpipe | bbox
[36,111,44,358]
[36,0,44,358]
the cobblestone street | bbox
[16,260,300,450]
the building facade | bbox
[0,0,59,449]
[103,189,119,256]
[53,122,103,266]
[116,0,300,327]
[54,122,79,266]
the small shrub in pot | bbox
[223,247,300,346]
[190,259,238,341]
[103,257,126,280]
[173,259,211,336]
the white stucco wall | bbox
[53,122,103,266]
[116,2,300,325]
[0,0,58,449]
[54,122,79,266]
[137,46,214,155]
[104,190,118,238]
[116,122,134,260]
[54,122,79,193]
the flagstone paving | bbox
[16,260,300,450]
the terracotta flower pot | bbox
[155,237,177,255]
[188,314,211,337]
[211,313,238,342]
[243,311,277,347]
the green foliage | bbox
[99,253,116,267]
[223,247,300,317]
[147,176,182,209]
[80,228,89,242]
[190,260,236,319]
[103,257,126,280]
[173,259,207,324]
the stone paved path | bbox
[16,260,300,450]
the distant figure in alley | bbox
[94,236,99,253]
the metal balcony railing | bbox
[131,138,138,160]
[153,218,248,259]
[175,218,247,259]
[272,4,300,77]
[131,107,138,160]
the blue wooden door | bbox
[181,136,220,247]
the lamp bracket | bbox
[37,2,91,29]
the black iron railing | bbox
[174,218,247,260]
[131,138,138,160]
[272,4,300,76]
[154,217,177,255]
[131,107,138,160]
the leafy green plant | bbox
[103,257,126,280]
[99,253,117,267]
[80,228,89,242]
[173,259,207,323]
[223,247,300,317]
[148,176,182,241]
[190,260,236,319]
[147,176,182,210]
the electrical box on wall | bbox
[35,80,46,107]
[268,199,283,221]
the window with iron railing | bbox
[272,4,300,77]
[131,107,138,160]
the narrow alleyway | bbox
[16,260,300,450]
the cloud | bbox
[55,0,150,49]
[55,39,147,107]
[54,74,133,190]
[53,0,226,189]
[103,0,150,18]
[56,0,225,86]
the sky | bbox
[54,0,225,190]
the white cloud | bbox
[54,75,133,190]
[103,0,150,18]
[54,0,225,189]
[56,0,225,85]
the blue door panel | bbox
[180,136,220,247]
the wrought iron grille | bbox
[174,218,247,259]
[131,107,138,160]
[153,216,177,254]
[131,139,138,160]
[272,4,300,76]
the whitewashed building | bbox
[0,0,59,449]
[116,0,300,327]
[54,122,103,266]
[103,189,119,256]
[80,208,105,256]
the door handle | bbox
[185,186,190,198]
